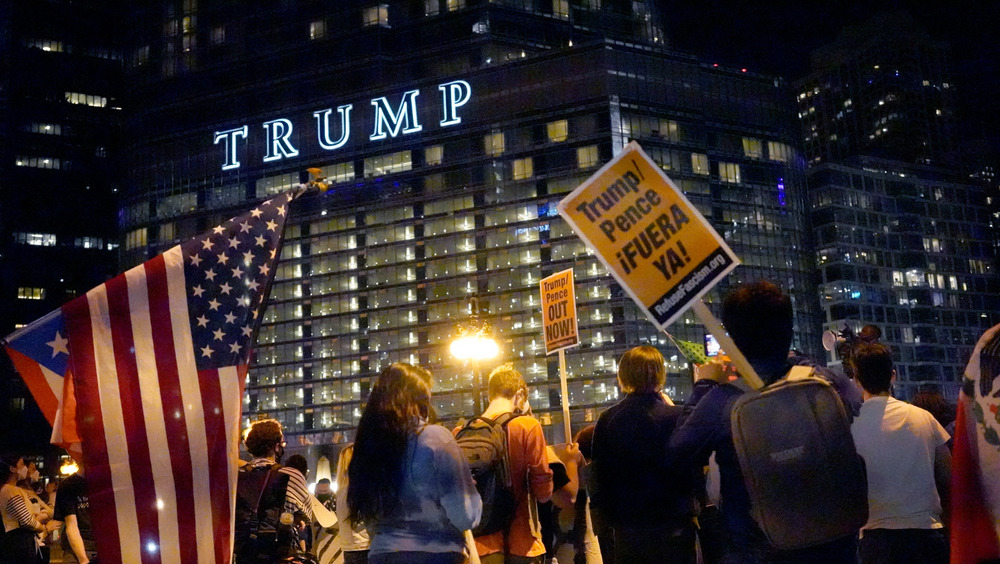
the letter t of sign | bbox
[262,118,300,162]
[438,80,471,127]
[213,125,248,171]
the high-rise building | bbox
[795,12,999,398]
[796,12,959,169]
[0,0,123,451]
[117,1,819,451]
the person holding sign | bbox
[590,346,698,564]
[669,281,861,563]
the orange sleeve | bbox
[522,418,554,502]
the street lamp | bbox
[450,297,499,413]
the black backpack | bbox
[730,367,868,550]
[455,412,520,537]
[233,463,297,564]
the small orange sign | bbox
[540,269,580,355]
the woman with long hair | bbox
[347,363,481,564]
[1,453,57,564]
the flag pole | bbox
[690,299,763,390]
[558,348,572,443]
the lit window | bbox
[719,162,741,184]
[125,228,148,251]
[27,123,61,135]
[17,287,46,300]
[159,222,176,244]
[363,4,389,27]
[577,145,599,169]
[691,153,709,175]
[65,92,107,107]
[892,271,904,287]
[485,131,505,156]
[447,0,465,10]
[547,120,568,142]
[309,20,326,40]
[31,40,64,52]
[742,137,762,159]
[364,150,413,177]
[15,156,61,170]
[74,237,104,249]
[14,233,56,246]
[553,0,570,18]
[424,0,440,14]
[425,145,443,166]
[767,141,791,163]
[512,157,534,180]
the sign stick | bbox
[558,348,573,443]
[691,299,764,390]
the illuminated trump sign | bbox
[212,79,472,171]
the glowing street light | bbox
[451,297,499,413]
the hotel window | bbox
[425,145,443,166]
[742,137,762,159]
[125,228,148,251]
[767,141,791,162]
[513,158,534,180]
[309,20,326,40]
[74,237,104,249]
[719,162,741,184]
[30,40,64,52]
[363,4,389,27]
[210,26,225,45]
[485,131,505,156]
[553,0,570,18]
[577,145,599,169]
[14,233,56,246]
[159,222,176,244]
[257,172,300,198]
[691,153,709,176]
[364,150,412,177]
[547,120,568,142]
[15,156,61,170]
[65,92,107,107]
[27,123,61,135]
[17,287,46,300]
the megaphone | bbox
[822,330,840,351]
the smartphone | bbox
[705,334,721,357]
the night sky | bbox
[659,0,1000,156]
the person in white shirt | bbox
[849,342,952,564]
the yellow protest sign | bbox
[540,269,579,355]
[557,141,739,328]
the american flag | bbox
[4,187,302,564]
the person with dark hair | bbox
[335,445,370,564]
[911,390,956,447]
[591,345,696,564]
[468,362,553,564]
[52,465,96,564]
[849,343,951,564]
[1,453,59,564]
[670,280,860,563]
[348,363,481,564]
[234,418,313,563]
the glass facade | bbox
[811,159,999,399]
[120,1,818,450]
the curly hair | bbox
[244,419,283,458]
[347,363,432,525]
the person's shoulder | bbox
[419,422,456,442]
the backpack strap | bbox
[247,463,280,520]
[786,365,815,381]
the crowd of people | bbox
[2,279,958,564]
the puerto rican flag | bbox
[4,188,301,564]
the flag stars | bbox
[250,208,263,218]
[255,235,268,247]
[212,225,226,235]
[196,315,209,327]
[229,342,242,354]
[201,238,214,251]
[259,264,270,276]
[47,332,69,357]
[277,205,287,217]
[231,265,244,278]
[200,345,214,358]
[212,328,225,341]
[189,254,203,267]
[228,237,240,249]
[242,326,253,337]
[239,221,252,233]
[242,250,255,264]
[224,312,237,324]
[192,285,206,298]
[205,268,217,281]
[219,282,233,295]
[266,220,278,232]
[217,252,230,265]
[247,280,261,292]
[208,298,221,311]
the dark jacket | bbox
[591,392,695,528]
[670,360,861,560]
